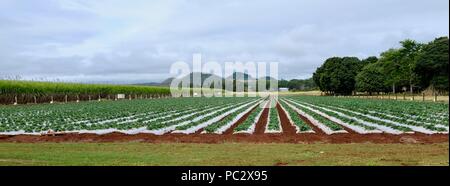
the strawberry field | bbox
[0,96,448,142]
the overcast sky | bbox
[0,0,448,83]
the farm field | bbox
[0,80,171,105]
[0,95,448,144]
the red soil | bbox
[0,132,447,144]
[253,107,269,134]
[276,103,297,134]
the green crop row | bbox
[266,99,281,131]
[296,101,377,130]
[233,101,267,132]
[278,100,312,132]
[283,99,344,131]
[0,80,170,96]
[174,99,256,131]
[0,97,254,133]
[290,96,448,126]
[288,96,448,132]
[286,98,412,132]
[203,101,258,133]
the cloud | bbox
[0,0,448,82]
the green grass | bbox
[0,142,448,166]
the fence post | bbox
[14,95,18,105]
[395,94,397,100]
[76,95,80,103]
[434,94,437,102]
[422,93,425,102]
[50,96,54,104]
[34,96,37,104]
[88,95,91,102]
[411,94,414,101]
[403,92,406,100]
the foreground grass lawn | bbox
[0,142,448,166]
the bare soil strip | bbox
[276,103,297,134]
[253,107,269,134]
[0,133,447,144]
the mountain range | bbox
[135,72,277,87]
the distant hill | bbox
[159,77,174,86]
[226,72,255,81]
[159,72,223,87]
[258,76,277,82]
[137,72,278,90]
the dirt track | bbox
[0,132,447,144]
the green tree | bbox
[360,56,378,69]
[278,79,289,88]
[377,48,403,93]
[398,39,422,93]
[355,63,386,95]
[415,37,449,94]
[377,40,422,94]
[313,57,361,95]
[313,57,339,94]
[286,78,317,91]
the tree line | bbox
[312,36,449,95]
[278,78,317,91]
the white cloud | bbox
[0,0,448,82]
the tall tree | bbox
[313,57,361,95]
[415,37,449,95]
[377,40,423,94]
[398,39,422,94]
[355,63,386,95]
[378,48,403,93]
